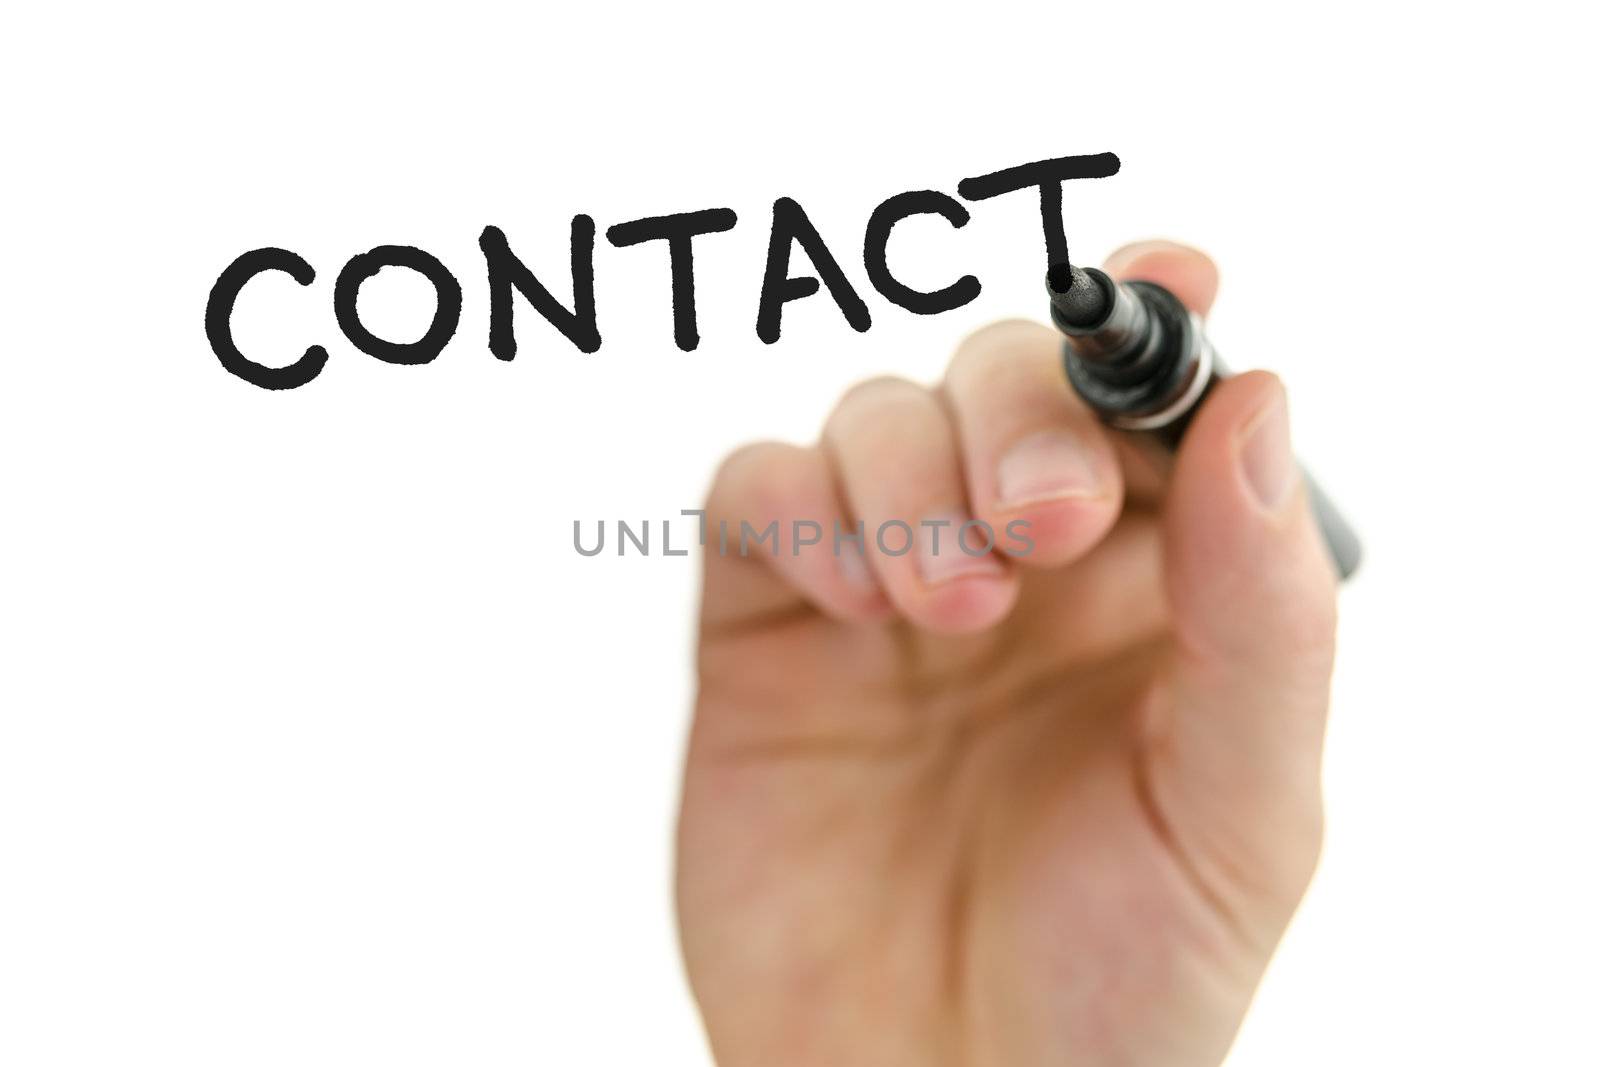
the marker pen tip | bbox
[1046,264,1110,329]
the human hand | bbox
[678,241,1339,1067]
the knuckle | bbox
[1276,600,1338,677]
[707,440,796,503]
[958,317,1051,351]
[952,317,1052,361]
[824,375,931,439]
[946,318,1058,393]
[1295,562,1341,652]
[838,374,923,410]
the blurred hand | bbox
[678,242,1339,1067]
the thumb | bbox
[1147,371,1340,919]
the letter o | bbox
[333,245,463,365]
[877,519,914,557]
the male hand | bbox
[678,242,1339,1066]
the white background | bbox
[3,2,1597,1064]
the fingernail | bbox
[996,429,1102,508]
[1239,388,1295,511]
[916,510,1005,586]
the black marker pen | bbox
[1047,264,1361,580]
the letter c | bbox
[863,190,981,315]
[205,248,328,390]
